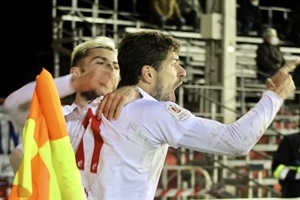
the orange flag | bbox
[9,68,86,199]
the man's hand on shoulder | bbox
[96,86,142,120]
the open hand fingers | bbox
[96,92,125,120]
[108,95,126,120]
[96,93,112,120]
[267,72,295,100]
[279,58,300,74]
[96,86,141,120]
[269,58,300,88]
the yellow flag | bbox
[9,68,86,199]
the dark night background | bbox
[0,0,295,98]
[0,0,53,98]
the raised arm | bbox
[178,59,299,155]
[3,74,75,133]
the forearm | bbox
[173,4,182,17]
[225,91,283,154]
[152,1,163,16]
[3,74,75,132]
[9,145,23,175]
[178,91,282,156]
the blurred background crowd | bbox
[0,0,299,97]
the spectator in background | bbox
[150,0,185,31]
[255,28,286,83]
[237,0,263,36]
[271,132,300,198]
[287,1,300,47]
[177,0,203,32]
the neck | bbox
[136,82,152,96]
[74,93,89,106]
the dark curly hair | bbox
[117,30,181,87]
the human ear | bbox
[70,66,80,76]
[141,66,153,83]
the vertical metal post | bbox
[113,0,119,43]
[92,0,99,37]
[52,0,59,77]
[222,0,237,124]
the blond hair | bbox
[71,36,117,66]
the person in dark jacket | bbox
[255,28,286,83]
[272,132,300,198]
[237,0,263,36]
[177,0,203,32]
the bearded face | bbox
[80,90,99,101]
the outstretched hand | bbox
[266,59,300,100]
[96,86,141,120]
[71,65,119,96]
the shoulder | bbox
[127,100,192,121]
[164,102,192,121]
[286,133,300,140]
[279,133,300,146]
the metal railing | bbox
[157,165,213,199]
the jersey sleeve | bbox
[3,74,75,134]
[127,90,282,156]
[177,90,282,155]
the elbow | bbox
[3,98,12,115]
[231,143,254,156]
[3,95,30,117]
[239,147,252,156]
[236,148,251,157]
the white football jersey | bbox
[69,87,282,200]
[7,77,283,200]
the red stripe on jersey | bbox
[90,116,103,173]
[76,138,85,170]
[75,108,103,173]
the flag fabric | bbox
[9,68,86,199]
